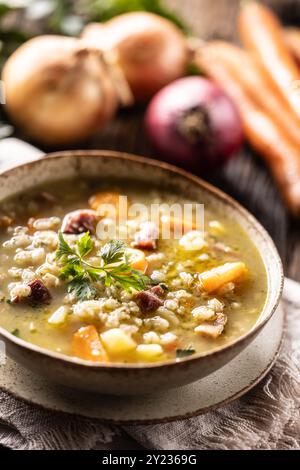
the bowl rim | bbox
[0,150,284,370]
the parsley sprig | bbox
[55,232,150,301]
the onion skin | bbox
[145,76,243,173]
[2,35,118,146]
[82,12,189,102]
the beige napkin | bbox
[0,140,299,449]
[0,278,299,450]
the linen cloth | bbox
[0,140,299,450]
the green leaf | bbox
[67,278,97,301]
[176,347,195,359]
[55,232,75,260]
[11,328,20,337]
[55,230,150,299]
[77,231,93,258]
[84,0,188,31]
[59,261,83,279]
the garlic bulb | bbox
[2,35,118,146]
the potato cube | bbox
[101,328,136,355]
[136,344,163,361]
[48,306,69,325]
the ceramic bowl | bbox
[0,151,283,395]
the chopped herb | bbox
[55,232,150,301]
[11,328,20,337]
[176,347,196,359]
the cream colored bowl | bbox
[0,151,283,395]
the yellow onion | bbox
[82,12,189,102]
[2,35,118,146]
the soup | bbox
[0,178,267,364]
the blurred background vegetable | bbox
[0,0,188,145]
[0,0,187,65]
[2,34,118,145]
[145,76,243,173]
[82,12,189,101]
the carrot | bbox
[88,191,122,217]
[196,44,300,215]
[72,325,108,362]
[198,262,246,293]
[285,28,300,65]
[238,2,300,121]
[205,41,300,149]
[125,247,148,272]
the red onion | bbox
[145,76,244,173]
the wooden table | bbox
[83,0,300,281]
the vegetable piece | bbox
[61,209,98,234]
[176,347,195,359]
[136,344,163,361]
[100,328,136,355]
[48,306,69,326]
[82,12,189,101]
[238,2,300,121]
[125,248,148,272]
[285,28,300,64]
[202,41,300,149]
[198,262,246,293]
[55,233,150,300]
[88,191,121,217]
[72,325,108,362]
[135,289,164,313]
[2,36,118,146]
[197,45,300,215]
[133,222,158,250]
[145,76,243,173]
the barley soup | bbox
[0,178,267,363]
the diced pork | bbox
[135,289,164,313]
[27,279,51,305]
[61,210,98,234]
[133,222,158,250]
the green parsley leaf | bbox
[55,232,150,300]
[55,231,75,261]
[100,240,126,265]
[11,328,20,337]
[67,278,97,301]
[77,231,93,258]
[176,348,196,359]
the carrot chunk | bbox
[72,325,108,362]
[88,191,121,217]
[126,248,148,272]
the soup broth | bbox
[0,178,267,363]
